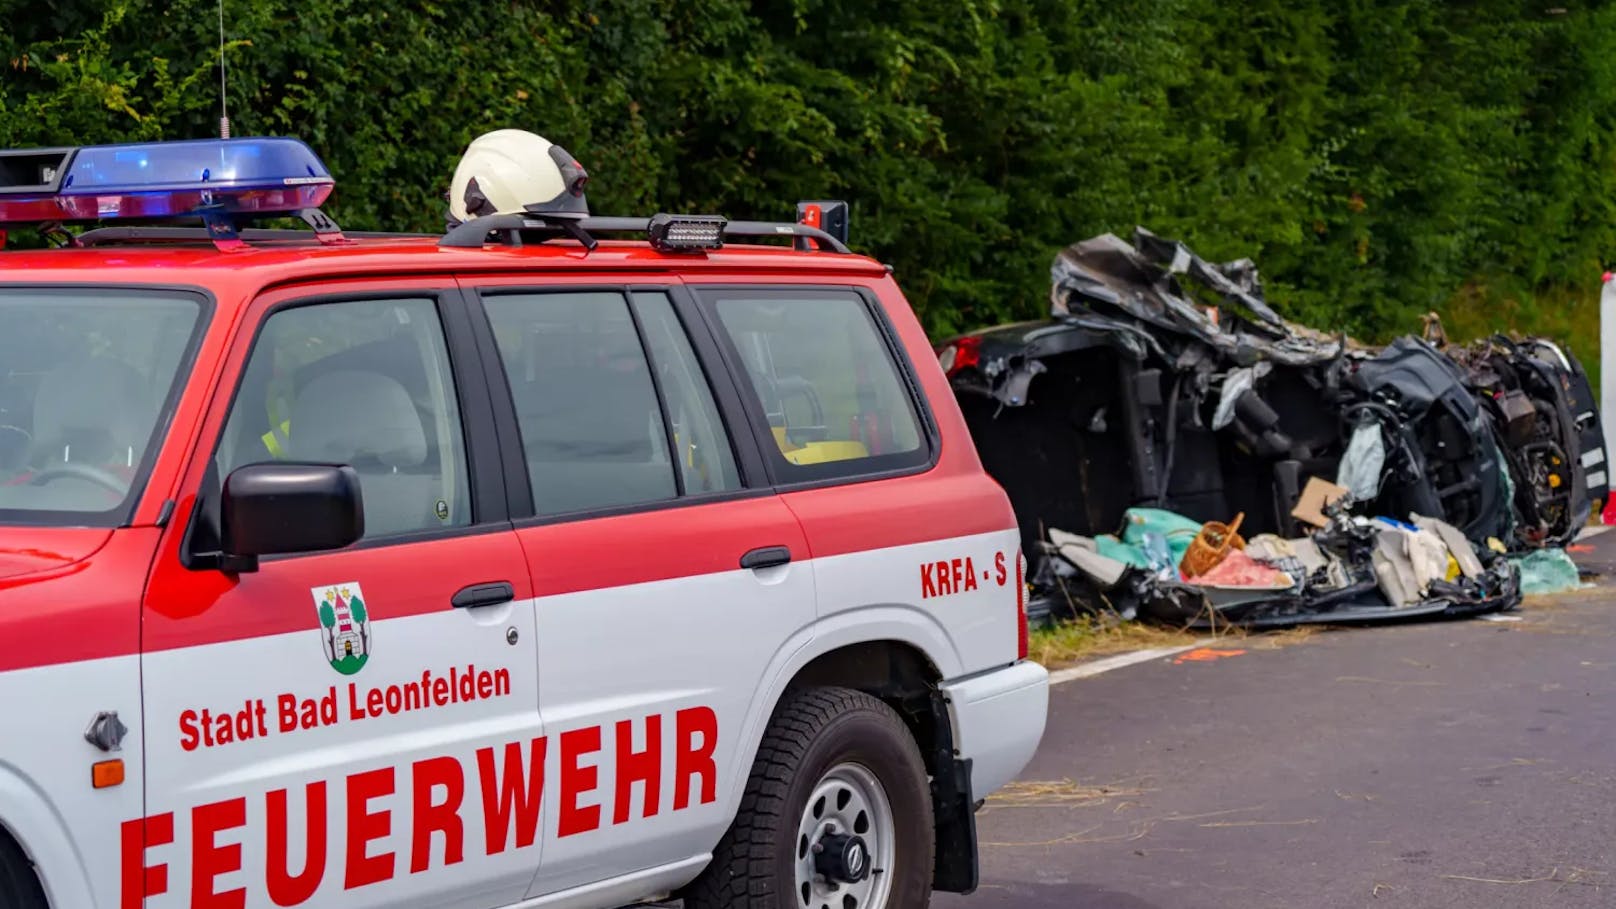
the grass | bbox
[1028,615,1326,670]
[1026,615,1201,668]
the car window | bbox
[0,290,202,524]
[630,291,742,496]
[219,297,471,538]
[705,288,927,481]
[483,291,680,516]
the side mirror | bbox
[219,463,364,572]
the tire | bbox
[0,830,46,909]
[684,687,934,909]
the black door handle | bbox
[740,546,792,570]
[452,581,516,609]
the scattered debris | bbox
[937,226,1600,630]
[1510,548,1585,595]
[1172,647,1246,664]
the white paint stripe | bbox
[1577,524,1611,539]
[1047,639,1215,686]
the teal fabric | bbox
[1509,548,1583,595]
[1119,507,1207,568]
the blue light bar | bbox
[0,136,334,224]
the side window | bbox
[219,297,472,539]
[630,291,742,496]
[705,288,928,481]
[483,290,743,517]
[483,292,673,516]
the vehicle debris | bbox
[939,227,1599,628]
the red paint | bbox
[558,726,603,837]
[1015,548,1027,661]
[410,756,466,873]
[476,738,545,855]
[118,712,719,905]
[191,797,248,909]
[266,782,327,906]
[343,767,395,890]
[0,528,110,581]
[613,714,663,824]
[922,555,989,599]
[0,529,151,673]
[120,812,173,909]
[673,706,719,810]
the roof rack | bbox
[438,212,854,255]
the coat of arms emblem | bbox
[313,583,371,675]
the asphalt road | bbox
[937,550,1616,908]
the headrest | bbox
[289,370,427,469]
[32,357,151,458]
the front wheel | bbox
[0,830,47,908]
[684,687,935,909]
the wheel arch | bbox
[0,783,90,909]
[715,631,980,896]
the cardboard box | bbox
[1291,476,1350,528]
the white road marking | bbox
[1047,640,1215,686]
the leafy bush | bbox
[5,0,1616,374]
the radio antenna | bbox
[217,0,231,138]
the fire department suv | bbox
[0,131,1048,909]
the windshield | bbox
[0,289,203,525]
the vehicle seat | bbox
[516,329,674,513]
[287,369,440,537]
[31,356,153,467]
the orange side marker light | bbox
[92,759,124,789]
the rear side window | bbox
[703,287,929,483]
[483,290,741,517]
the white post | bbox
[1603,272,1616,521]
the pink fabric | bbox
[1188,549,1289,588]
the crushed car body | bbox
[937,227,1604,628]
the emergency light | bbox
[0,136,333,225]
[648,213,726,252]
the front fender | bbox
[0,765,98,909]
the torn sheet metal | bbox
[1049,227,1344,367]
[1344,336,1513,544]
[938,226,1606,585]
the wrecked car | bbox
[936,227,1603,628]
[1447,334,1608,548]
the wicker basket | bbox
[1181,512,1247,578]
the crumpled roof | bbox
[1050,227,1345,368]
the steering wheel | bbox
[28,462,131,495]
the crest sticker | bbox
[313,583,371,675]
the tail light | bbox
[936,335,982,378]
[1015,548,1028,660]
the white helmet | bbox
[446,129,589,225]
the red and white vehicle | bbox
[0,133,1048,909]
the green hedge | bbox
[6,0,1616,370]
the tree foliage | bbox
[6,0,1616,365]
